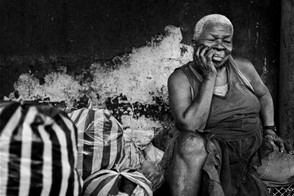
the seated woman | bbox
[163,14,294,196]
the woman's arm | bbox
[235,58,274,127]
[168,70,216,131]
[168,46,218,132]
[236,58,293,153]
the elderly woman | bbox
[164,14,294,196]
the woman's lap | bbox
[162,130,294,188]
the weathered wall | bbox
[6,27,193,151]
[279,0,294,141]
[0,0,281,148]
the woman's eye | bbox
[223,40,232,43]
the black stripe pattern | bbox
[82,168,153,196]
[0,101,81,196]
[69,108,124,180]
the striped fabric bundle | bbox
[82,167,153,196]
[69,108,124,180]
[0,101,81,196]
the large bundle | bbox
[82,166,153,196]
[69,108,124,180]
[140,143,165,191]
[0,101,81,196]
[121,129,154,170]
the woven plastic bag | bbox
[0,101,81,196]
[121,129,154,170]
[82,164,153,196]
[69,108,124,180]
[140,143,165,191]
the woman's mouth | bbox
[212,55,223,62]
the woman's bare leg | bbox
[168,131,207,196]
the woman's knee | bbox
[258,150,294,185]
[176,131,207,159]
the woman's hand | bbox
[264,129,294,154]
[194,45,217,80]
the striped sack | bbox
[68,108,124,180]
[82,167,153,196]
[0,101,81,196]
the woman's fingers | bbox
[206,49,216,65]
[195,45,203,65]
[194,45,217,79]
[195,45,215,68]
[200,46,209,66]
[265,134,294,154]
[195,45,212,67]
[275,138,285,153]
[284,141,294,154]
[269,140,279,151]
[265,135,278,151]
[196,45,203,57]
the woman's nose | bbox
[213,41,225,50]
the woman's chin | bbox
[213,60,225,68]
[213,57,229,68]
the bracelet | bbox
[263,125,277,132]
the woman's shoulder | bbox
[233,56,257,76]
[232,55,261,84]
[233,56,255,70]
[169,62,202,85]
[168,65,190,86]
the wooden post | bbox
[279,0,294,141]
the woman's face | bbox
[195,23,233,68]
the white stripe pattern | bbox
[92,110,104,172]
[0,106,22,196]
[83,171,117,195]
[73,109,87,177]
[83,169,153,196]
[53,122,70,196]
[18,107,36,196]
[60,115,81,196]
[39,126,53,196]
[98,176,118,195]
[109,116,119,167]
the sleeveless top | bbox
[167,56,268,196]
[176,55,262,141]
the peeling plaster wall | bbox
[12,26,191,121]
[0,0,281,148]
[6,27,193,149]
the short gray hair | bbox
[193,14,233,41]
